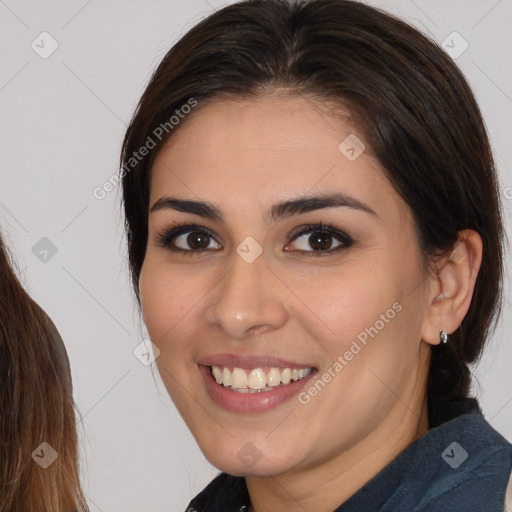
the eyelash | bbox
[155,222,355,256]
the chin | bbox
[201,439,306,478]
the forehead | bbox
[149,94,404,222]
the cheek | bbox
[300,264,398,345]
[139,259,197,341]
[139,259,202,407]
[304,261,418,395]
[316,269,426,407]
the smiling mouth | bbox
[210,365,314,393]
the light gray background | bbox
[0,0,511,510]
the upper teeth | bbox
[211,366,312,390]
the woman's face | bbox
[139,94,436,477]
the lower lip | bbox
[199,365,316,413]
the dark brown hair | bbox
[120,0,504,421]
[0,232,89,511]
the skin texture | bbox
[139,93,482,512]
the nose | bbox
[204,252,288,339]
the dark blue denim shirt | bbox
[186,397,512,511]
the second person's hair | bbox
[0,233,89,512]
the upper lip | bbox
[197,353,316,370]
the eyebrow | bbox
[149,192,377,223]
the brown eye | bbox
[286,224,354,254]
[172,230,221,251]
[157,224,222,252]
[186,232,211,250]
[308,232,334,251]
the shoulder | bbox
[410,407,512,511]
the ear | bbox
[421,229,483,346]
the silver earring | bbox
[440,329,448,344]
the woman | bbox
[120,0,512,510]
[0,231,89,511]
